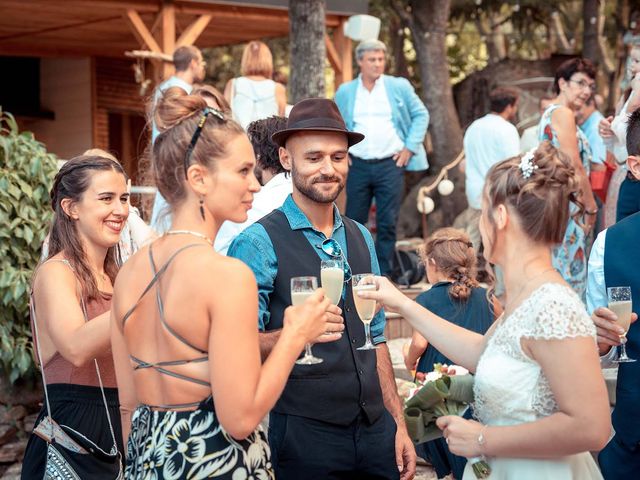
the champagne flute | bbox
[291,276,323,365]
[321,259,344,305]
[352,273,378,351]
[608,286,636,363]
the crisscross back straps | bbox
[121,242,208,355]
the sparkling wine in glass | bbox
[321,259,344,305]
[352,273,378,351]
[608,286,636,363]
[292,276,323,365]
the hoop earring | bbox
[199,197,205,221]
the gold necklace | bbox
[165,229,214,246]
[504,267,556,318]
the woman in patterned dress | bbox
[111,89,337,479]
[359,142,610,479]
[536,58,599,300]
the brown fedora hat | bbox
[271,98,364,147]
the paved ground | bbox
[388,338,440,479]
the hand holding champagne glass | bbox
[607,286,636,363]
[291,276,324,365]
[352,274,378,350]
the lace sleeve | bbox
[524,286,596,341]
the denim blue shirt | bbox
[228,195,387,343]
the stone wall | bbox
[0,377,42,479]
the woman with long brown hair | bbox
[111,90,336,478]
[22,155,129,479]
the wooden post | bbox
[333,17,352,88]
[161,1,176,79]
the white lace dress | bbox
[464,283,604,479]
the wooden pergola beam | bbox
[124,8,162,53]
[325,33,342,75]
[176,14,212,47]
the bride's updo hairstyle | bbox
[152,88,244,206]
[484,140,584,245]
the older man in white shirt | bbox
[335,39,429,275]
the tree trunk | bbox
[408,0,466,226]
[475,14,507,65]
[288,0,326,102]
[582,0,599,63]
[390,13,410,79]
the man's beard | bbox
[291,165,344,204]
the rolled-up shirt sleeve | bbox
[227,225,277,331]
[586,229,607,315]
[586,230,618,366]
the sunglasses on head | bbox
[321,238,352,283]
[183,106,225,179]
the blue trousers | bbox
[598,434,640,479]
[346,156,404,275]
[268,410,399,480]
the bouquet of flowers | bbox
[403,364,491,479]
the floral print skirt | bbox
[125,398,273,479]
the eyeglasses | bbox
[569,79,596,92]
[321,238,352,283]
[183,107,225,179]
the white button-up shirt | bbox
[586,229,620,366]
[464,113,520,209]
[214,172,293,255]
[348,76,404,160]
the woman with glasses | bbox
[110,89,336,479]
[537,57,599,300]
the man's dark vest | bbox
[257,209,384,426]
[604,211,640,446]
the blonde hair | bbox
[240,41,273,77]
[420,228,479,301]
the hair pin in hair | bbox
[204,106,225,121]
[519,147,538,179]
[183,107,225,179]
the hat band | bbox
[286,117,347,131]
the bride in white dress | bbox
[359,141,611,479]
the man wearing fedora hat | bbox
[228,98,416,480]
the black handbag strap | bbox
[31,259,118,455]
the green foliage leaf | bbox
[0,110,57,382]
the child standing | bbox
[404,227,501,479]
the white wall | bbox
[20,58,92,160]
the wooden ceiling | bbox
[0,0,347,58]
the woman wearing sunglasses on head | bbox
[111,89,335,479]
